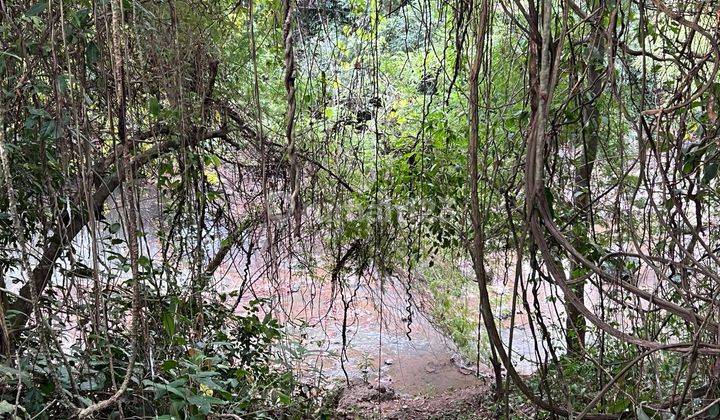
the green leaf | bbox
[0,365,31,385]
[544,187,555,219]
[607,398,630,413]
[85,42,100,65]
[161,359,178,372]
[702,162,718,184]
[109,222,121,234]
[138,255,152,268]
[187,395,226,415]
[682,160,695,174]
[189,371,220,379]
[143,379,186,400]
[25,1,46,16]
[162,311,175,337]
[148,97,161,117]
[79,373,105,391]
[0,400,15,415]
[277,391,291,405]
[709,402,720,418]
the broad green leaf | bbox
[702,162,718,184]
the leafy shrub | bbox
[0,298,326,419]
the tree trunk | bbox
[566,0,605,354]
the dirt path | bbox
[336,382,495,419]
[286,273,500,417]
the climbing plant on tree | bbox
[2,0,720,418]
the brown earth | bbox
[336,380,497,419]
